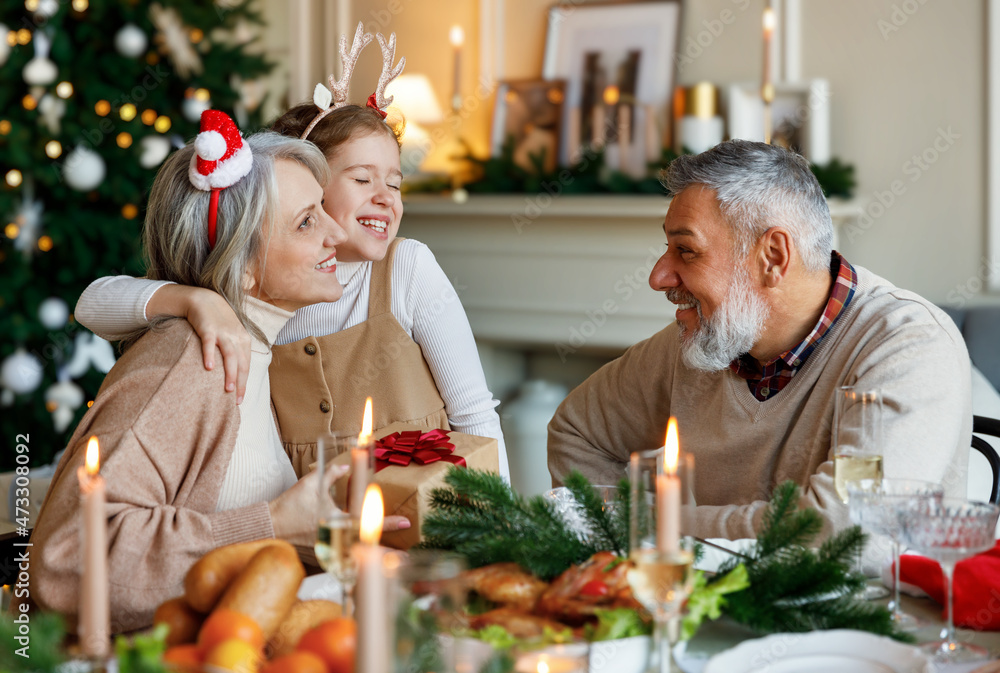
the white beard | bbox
[669,267,770,372]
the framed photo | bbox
[490,79,566,173]
[542,0,683,167]
[727,79,832,165]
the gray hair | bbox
[662,139,833,272]
[122,131,330,350]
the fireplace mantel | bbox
[401,194,861,353]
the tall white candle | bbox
[78,436,109,659]
[449,25,464,112]
[762,5,776,144]
[657,419,681,555]
[566,107,581,165]
[354,484,386,673]
[617,103,631,174]
[350,397,374,515]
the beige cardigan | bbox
[28,319,274,633]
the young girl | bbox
[74,25,509,482]
[31,117,354,631]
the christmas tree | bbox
[0,0,275,470]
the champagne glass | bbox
[898,498,1000,663]
[833,386,889,599]
[315,433,361,615]
[627,437,696,673]
[846,478,944,629]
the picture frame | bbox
[490,79,566,174]
[726,79,832,165]
[542,0,683,168]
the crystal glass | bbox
[898,498,1000,663]
[628,446,696,673]
[846,478,944,629]
[315,433,361,615]
[833,386,889,600]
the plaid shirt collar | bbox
[729,252,857,401]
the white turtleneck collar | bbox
[244,295,295,353]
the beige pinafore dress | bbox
[270,238,450,476]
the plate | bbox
[298,572,343,601]
[702,630,931,673]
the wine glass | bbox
[315,433,361,615]
[846,478,944,629]
[833,386,889,599]
[627,444,696,673]
[898,498,1000,663]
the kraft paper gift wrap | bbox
[328,422,499,549]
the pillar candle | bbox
[657,419,681,555]
[617,103,631,174]
[78,436,109,659]
[354,484,386,673]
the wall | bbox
[261,0,995,306]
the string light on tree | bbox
[22,94,37,110]
[141,108,157,125]
[16,29,31,45]
[37,235,53,251]
[154,115,171,133]
[0,120,10,135]
[71,0,89,12]
[119,103,137,121]
[55,81,73,98]
[45,140,61,158]
[5,223,19,239]
[121,204,138,219]
[116,132,132,149]
[5,170,22,187]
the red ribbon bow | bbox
[366,92,388,119]
[374,429,466,472]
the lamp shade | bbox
[385,74,444,125]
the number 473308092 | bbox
[14,434,31,537]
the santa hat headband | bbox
[300,22,405,140]
[188,110,253,249]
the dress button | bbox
[319,400,331,413]
[304,344,317,355]
[760,387,770,397]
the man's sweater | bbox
[548,265,971,541]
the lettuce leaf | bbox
[584,607,652,642]
[681,564,750,641]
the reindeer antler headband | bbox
[300,21,405,140]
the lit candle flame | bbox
[664,417,679,476]
[85,436,100,476]
[603,85,620,106]
[763,7,776,35]
[359,483,384,545]
[449,25,464,48]
[359,397,373,443]
[537,661,550,673]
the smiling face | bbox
[648,185,770,370]
[252,159,348,311]
[321,131,404,263]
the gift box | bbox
[328,422,499,549]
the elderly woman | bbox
[28,114,348,632]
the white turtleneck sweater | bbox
[216,296,299,511]
[74,239,509,479]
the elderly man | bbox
[548,139,970,540]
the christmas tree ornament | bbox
[13,177,44,258]
[33,0,59,19]
[115,23,148,58]
[150,3,203,78]
[45,379,84,432]
[23,31,58,86]
[0,24,10,67]
[65,332,116,378]
[182,94,212,122]
[63,145,106,191]
[0,348,44,395]
[38,93,66,134]
[139,134,172,168]
[38,297,69,330]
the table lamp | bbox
[385,73,444,175]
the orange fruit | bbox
[260,651,328,673]
[203,638,262,673]
[295,618,356,673]
[163,643,203,671]
[198,608,266,655]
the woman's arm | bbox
[395,241,510,479]
[75,275,251,402]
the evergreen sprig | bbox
[419,468,628,580]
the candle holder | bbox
[628,445,695,673]
[514,642,590,673]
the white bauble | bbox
[65,333,116,378]
[115,23,148,58]
[63,146,106,191]
[0,25,9,67]
[34,0,58,18]
[23,56,57,86]
[182,96,212,123]
[1,348,44,395]
[45,380,84,433]
[139,135,171,169]
[38,297,69,329]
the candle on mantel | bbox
[78,436,109,659]
[761,4,776,144]
[617,100,631,175]
[656,418,681,555]
[354,484,386,673]
[449,25,464,112]
[350,397,374,515]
